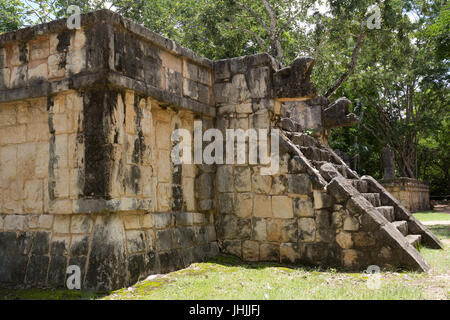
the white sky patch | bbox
[406,11,420,23]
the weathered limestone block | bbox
[272,196,293,219]
[234,167,251,192]
[217,166,233,193]
[287,174,312,195]
[252,174,272,194]
[313,191,333,209]
[323,98,357,129]
[253,195,272,218]
[242,240,259,261]
[280,243,301,264]
[298,218,316,242]
[336,231,353,249]
[259,243,279,262]
[293,198,314,217]
[273,57,317,101]
[235,193,253,218]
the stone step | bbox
[299,146,332,162]
[291,133,318,148]
[406,235,421,248]
[349,179,369,193]
[311,161,349,179]
[361,193,381,207]
[376,206,395,222]
[392,220,408,236]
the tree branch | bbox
[324,21,366,98]
[235,1,270,33]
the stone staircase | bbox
[283,131,443,253]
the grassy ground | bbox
[413,212,450,222]
[1,212,448,300]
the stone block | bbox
[236,103,252,114]
[235,193,253,218]
[157,183,171,211]
[217,166,233,192]
[126,230,146,254]
[0,68,10,89]
[0,104,16,126]
[270,175,287,195]
[49,199,72,214]
[267,219,281,242]
[10,65,27,87]
[183,78,198,100]
[39,215,54,229]
[70,235,89,256]
[71,215,93,234]
[272,196,293,219]
[48,53,66,78]
[336,231,353,249]
[280,219,298,242]
[0,125,26,144]
[29,39,49,61]
[154,213,172,229]
[313,191,333,209]
[298,218,316,242]
[198,199,213,211]
[66,49,85,74]
[293,198,314,217]
[252,174,272,194]
[242,240,259,261]
[218,193,234,214]
[280,243,301,264]
[53,216,70,233]
[234,167,251,192]
[195,173,214,200]
[23,179,43,213]
[260,243,279,262]
[252,217,267,241]
[253,195,272,218]
[4,215,25,231]
[287,174,312,195]
[28,62,47,81]
[343,216,360,231]
[221,240,241,257]
[0,145,17,182]
[142,214,154,228]
[248,67,269,98]
[51,236,69,256]
[342,249,361,268]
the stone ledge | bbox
[72,198,152,214]
[0,71,216,117]
[0,9,213,69]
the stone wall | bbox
[0,10,218,290]
[0,211,216,291]
[380,178,430,212]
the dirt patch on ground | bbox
[431,201,450,213]
[423,220,450,226]
[421,273,450,300]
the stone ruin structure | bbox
[380,147,430,212]
[380,178,431,213]
[0,10,443,291]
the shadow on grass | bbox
[427,224,450,239]
[0,287,99,300]
[205,254,410,274]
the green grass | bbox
[0,288,97,300]
[1,215,448,300]
[413,212,450,222]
